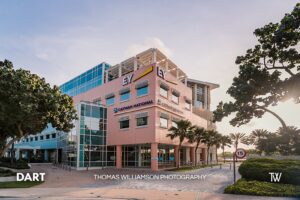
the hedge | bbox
[239,158,300,185]
[224,179,300,197]
[0,159,29,169]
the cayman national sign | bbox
[113,100,154,113]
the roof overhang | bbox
[187,78,219,90]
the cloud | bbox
[125,37,172,58]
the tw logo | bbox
[269,172,282,182]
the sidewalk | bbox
[0,188,295,200]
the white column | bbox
[152,49,157,63]
[134,57,138,71]
[165,59,169,71]
[118,65,122,78]
[184,77,187,86]
[105,70,109,83]
[194,84,197,107]
[204,86,208,110]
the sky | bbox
[0,0,299,150]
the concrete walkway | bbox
[0,163,296,200]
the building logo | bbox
[122,74,134,86]
[113,100,154,113]
[269,172,282,182]
[157,67,166,79]
[133,66,154,82]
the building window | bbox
[30,137,33,142]
[160,113,169,128]
[171,89,180,104]
[160,82,169,98]
[35,136,38,141]
[52,133,56,139]
[46,134,50,140]
[171,121,178,128]
[40,135,43,140]
[136,80,148,97]
[119,116,130,129]
[136,112,148,127]
[26,138,29,142]
[185,101,191,110]
[106,97,115,106]
[120,91,130,102]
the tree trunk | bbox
[194,147,198,167]
[10,141,14,164]
[0,137,19,158]
[177,143,182,169]
[223,147,225,163]
[0,124,24,158]
[216,147,218,164]
[258,106,287,130]
[206,146,210,165]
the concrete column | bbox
[134,57,138,71]
[44,149,49,162]
[202,148,207,164]
[105,70,109,83]
[116,145,122,169]
[118,65,122,78]
[151,143,158,171]
[165,59,169,71]
[190,147,196,165]
[174,145,179,167]
[33,149,37,155]
[15,149,20,160]
[204,86,208,110]
[194,84,197,107]
[184,77,188,86]
[185,147,190,163]
[152,49,157,63]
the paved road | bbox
[0,163,296,200]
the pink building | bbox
[73,48,219,170]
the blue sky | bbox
[1,0,299,146]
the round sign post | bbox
[233,148,247,183]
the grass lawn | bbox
[224,179,300,197]
[0,168,16,177]
[167,164,220,172]
[0,181,43,189]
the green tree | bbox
[230,133,247,152]
[0,60,77,157]
[236,3,300,103]
[167,119,193,168]
[213,66,287,130]
[213,4,300,130]
[187,126,206,166]
[276,126,300,155]
[201,130,219,165]
[246,129,270,155]
[219,135,232,163]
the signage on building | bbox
[157,99,184,114]
[113,100,154,113]
[122,74,134,86]
[157,67,166,79]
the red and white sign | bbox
[235,148,246,159]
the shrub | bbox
[224,179,300,197]
[239,158,300,185]
[0,168,16,177]
[0,159,29,169]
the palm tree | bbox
[229,132,247,151]
[167,119,193,168]
[201,130,218,165]
[247,129,269,155]
[219,135,232,163]
[187,126,206,166]
[213,133,222,164]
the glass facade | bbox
[60,63,110,96]
[57,102,114,168]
